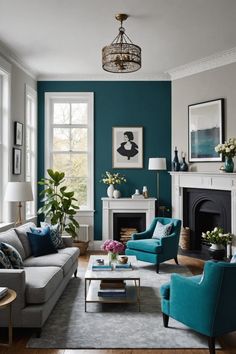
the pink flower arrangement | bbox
[101,240,124,254]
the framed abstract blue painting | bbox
[188,99,224,162]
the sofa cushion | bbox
[0,242,24,269]
[126,239,162,253]
[0,229,25,260]
[0,249,13,269]
[41,222,65,249]
[152,221,173,239]
[14,222,36,259]
[24,266,63,304]
[58,247,80,263]
[23,252,74,276]
[27,227,58,257]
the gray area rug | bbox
[27,261,217,349]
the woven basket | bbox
[72,240,89,256]
[179,227,190,250]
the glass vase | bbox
[108,252,118,264]
[224,156,234,173]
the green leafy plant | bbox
[202,227,232,245]
[38,169,80,238]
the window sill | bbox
[77,210,95,217]
[0,222,15,232]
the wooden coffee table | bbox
[84,255,141,312]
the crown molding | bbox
[0,41,37,80]
[37,72,171,81]
[167,47,236,80]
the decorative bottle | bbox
[172,147,180,171]
[180,154,188,171]
[142,186,148,198]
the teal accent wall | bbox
[37,81,171,240]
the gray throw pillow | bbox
[14,222,36,259]
[152,221,173,239]
[0,242,24,269]
[0,250,12,269]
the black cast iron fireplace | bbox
[183,188,231,250]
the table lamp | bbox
[4,182,33,225]
[148,158,167,199]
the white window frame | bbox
[0,56,11,224]
[25,84,37,220]
[45,92,94,212]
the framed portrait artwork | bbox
[14,121,23,146]
[112,126,143,168]
[13,148,21,175]
[188,99,224,162]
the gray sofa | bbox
[0,222,80,333]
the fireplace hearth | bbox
[183,188,231,250]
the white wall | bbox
[0,53,37,223]
[172,62,236,172]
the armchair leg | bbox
[208,336,215,354]
[174,256,179,265]
[156,263,159,273]
[162,313,169,328]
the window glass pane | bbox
[53,153,88,178]
[71,103,88,124]
[53,128,70,151]
[71,128,87,151]
[53,103,70,124]
[63,177,87,207]
[71,154,88,177]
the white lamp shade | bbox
[148,158,167,170]
[4,182,33,202]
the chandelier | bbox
[102,14,141,73]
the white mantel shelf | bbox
[102,197,157,241]
[169,171,236,249]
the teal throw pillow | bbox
[27,226,58,257]
[0,250,13,269]
[40,222,64,249]
[0,242,24,269]
[152,221,173,239]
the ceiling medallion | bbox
[102,14,141,73]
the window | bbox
[0,56,11,223]
[25,85,37,219]
[45,93,94,211]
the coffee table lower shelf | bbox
[85,279,140,312]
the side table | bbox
[0,289,17,346]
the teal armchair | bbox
[125,217,181,273]
[160,261,236,354]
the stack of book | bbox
[120,227,138,244]
[114,262,132,270]
[98,279,126,297]
[92,260,112,271]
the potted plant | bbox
[38,169,80,238]
[202,227,232,260]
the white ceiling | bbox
[0,0,236,80]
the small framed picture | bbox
[13,148,21,175]
[112,126,143,168]
[188,99,224,162]
[14,121,23,146]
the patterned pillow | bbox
[40,222,64,249]
[0,250,13,269]
[0,242,24,269]
[152,221,173,239]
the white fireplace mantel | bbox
[169,171,236,248]
[102,197,156,241]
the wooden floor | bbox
[0,252,236,354]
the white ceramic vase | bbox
[210,243,225,250]
[107,184,114,198]
[113,189,121,199]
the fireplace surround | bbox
[170,172,236,252]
